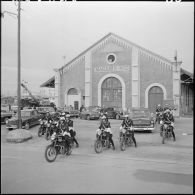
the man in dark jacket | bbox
[65,114,79,147]
[162,109,176,141]
[120,115,137,147]
[96,115,115,150]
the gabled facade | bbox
[45,32,181,116]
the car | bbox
[69,110,80,118]
[129,108,155,132]
[36,106,55,117]
[1,110,13,124]
[80,106,101,120]
[6,109,42,130]
[100,107,121,119]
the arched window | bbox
[67,88,78,95]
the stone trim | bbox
[145,83,167,108]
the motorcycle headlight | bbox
[40,121,43,125]
[122,128,126,134]
[51,133,56,140]
[160,120,163,125]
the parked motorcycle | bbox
[45,131,72,162]
[160,121,174,144]
[38,119,48,137]
[119,127,134,151]
[94,129,111,153]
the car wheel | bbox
[25,122,30,130]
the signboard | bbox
[94,65,130,73]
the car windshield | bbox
[37,107,54,112]
[44,107,54,112]
[86,107,100,112]
[132,110,150,118]
[15,111,31,117]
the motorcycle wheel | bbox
[38,127,42,137]
[94,139,103,153]
[162,131,166,144]
[45,145,57,162]
[66,146,72,156]
[120,136,126,151]
[45,128,50,141]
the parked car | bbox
[6,109,42,130]
[1,110,13,124]
[100,107,121,119]
[69,110,80,118]
[36,106,55,117]
[80,106,101,120]
[130,108,155,132]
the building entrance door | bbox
[101,77,122,108]
[148,86,164,113]
[67,88,80,110]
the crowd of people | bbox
[42,103,176,152]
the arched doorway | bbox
[67,88,80,110]
[148,86,164,113]
[101,77,122,108]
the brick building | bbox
[41,32,183,116]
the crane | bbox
[21,83,40,106]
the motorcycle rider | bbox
[119,114,137,147]
[155,104,164,124]
[65,114,79,148]
[57,112,72,149]
[96,115,115,150]
[162,109,176,141]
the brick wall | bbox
[91,41,132,108]
[60,58,85,107]
[139,52,173,107]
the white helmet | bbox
[66,114,70,118]
[124,114,129,118]
[101,115,106,120]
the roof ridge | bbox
[58,32,173,71]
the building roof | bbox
[40,76,55,88]
[58,32,173,72]
[41,32,190,88]
[180,68,194,84]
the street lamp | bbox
[2,0,22,129]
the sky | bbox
[1,1,194,96]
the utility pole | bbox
[17,0,22,129]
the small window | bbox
[107,53,116,64]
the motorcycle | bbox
[38,119,48,137]
[45,120,59,141]
[160,121,175,144]
[94,129,111,153]
[156,111,163,124]
[119,127,134,151]
[45,131,72,162]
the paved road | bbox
[1,117,193,193]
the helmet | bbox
[124,114,129,118]
[158,104,161,107]
[66,114,70,118]
[101,115,106,120]
[61,112,66,116]
[165,109,170,113]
